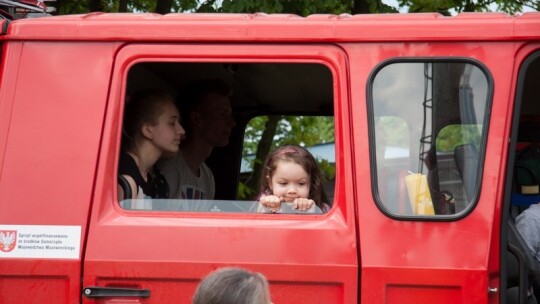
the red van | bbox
[1,8,540,304]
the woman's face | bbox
[148,101,184,153]
[268,160,310,202]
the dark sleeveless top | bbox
[118,152,169,199]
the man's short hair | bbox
[177,78,231,130]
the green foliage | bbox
[318,158,336,181]
[243,116,334,154]
[436,124,482,152]
[377,116,409,148]
[238,115,335,200]
[237,180,257,200]
[193,0,218,12]
[220,0,353,15]
[398,0,536,14]
[277,116,335,147]
[219,0,399,15]
[243,116,269,155]
[128,0,156,12]
[53,0,537,16]
[53,0,396,15]
[55,1,91,14]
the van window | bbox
[118,62,335,214]
[370,61,490,218]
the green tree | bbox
[52,0,539,16]
[436,124,482,152]
[219,0,393,15]
[54,0,199,14]
[53,0,397,15]
[240,116,335,199]
[398,0,538,15]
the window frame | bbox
[366,57,494,221]
[110,44,346,218]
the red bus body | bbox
[0,12,539,304]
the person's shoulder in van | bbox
[158,151,215,199]
[158,78,235,200]
[516,202,540,264]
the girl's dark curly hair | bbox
[259,145,329,208]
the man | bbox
[515,202,540,299]
[159,79,235,200]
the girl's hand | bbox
[292,198,315,211]
[260,195,282,212]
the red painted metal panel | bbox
[0,260,77,303]
[82,43,357,303]
[345,41,517,303]
[0,12,535,304]
[2,13,539,42]
[0,41,114,224]
[0,41,117,303]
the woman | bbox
[118,89,184,201]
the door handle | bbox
[82,286,150,298]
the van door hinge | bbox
[82,286,150,298]
[488,287,498,294]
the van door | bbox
[504,46,540,304]
[347,42,511,303]
[82,44,358,303]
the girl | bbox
[258,145,331,213]
[118,89,185,201]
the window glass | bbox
[118,62,335,214]
[371,61,489,217]
[239,115,335,205]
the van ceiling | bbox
[127,62,334,115]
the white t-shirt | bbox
[158,151,215,200]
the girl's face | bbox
[147,102,184,153]
[268,160,310,202]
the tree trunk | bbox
[353,0,370,14]
[88,0,104,12]
[245,116,281,196]
[155,0,173,14]
[119,0,128,12]
[462,0,476,12]
[52,0,63,15]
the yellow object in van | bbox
[404,173,435,215]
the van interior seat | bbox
[511,142,540,220]
[454,143,479,203]
[508,139,540,303]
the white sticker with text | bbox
[0,225,81,259]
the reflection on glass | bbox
[120,199,323,214]
[371,62,489,217]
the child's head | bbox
[122,89,183,154]
[193,267,272,304]
[259,145,328,208]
